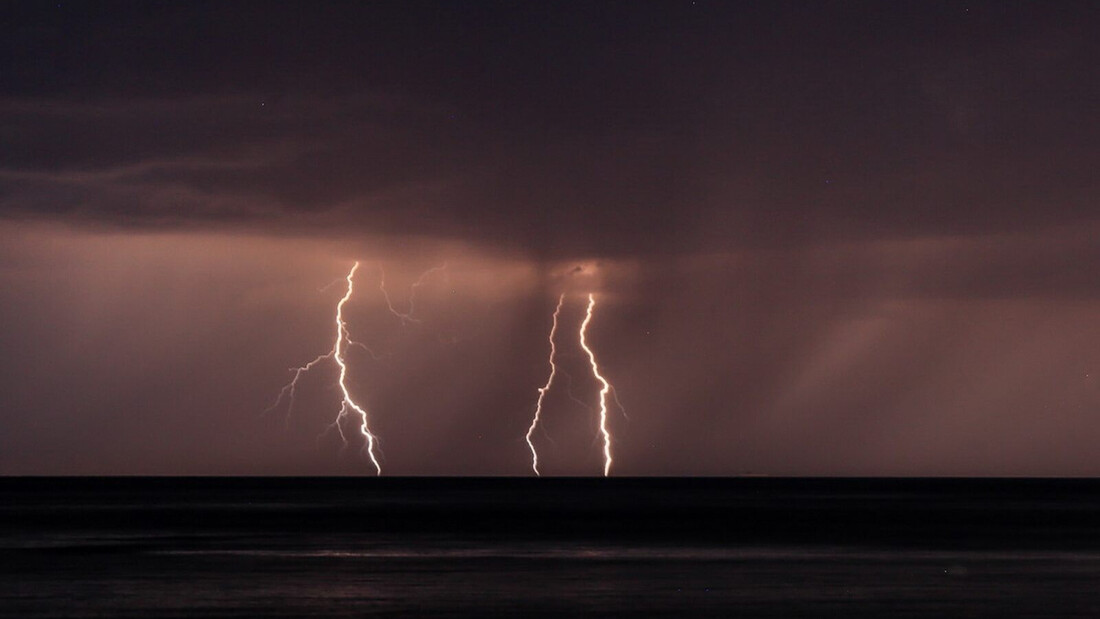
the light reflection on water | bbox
[6,478,1100,617]
[5,535,1100,617]
[150,544,1100,563]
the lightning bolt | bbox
[579,293,615,477]
[526,293,565,476]
[265,350,333,428]
[330,262,382,474]
[610,386,628,420]
[268,262,381,474]
[560,369,595,414]
[378,263,448,325]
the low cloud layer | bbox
[2,3,1098,258]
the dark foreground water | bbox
[3,478,1100,617]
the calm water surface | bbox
[3,478,1100,617]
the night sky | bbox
[2,1,1099,475]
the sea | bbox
[3,477,1100,617]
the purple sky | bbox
[1,2,1099,475]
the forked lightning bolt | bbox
[268,262,381,474]
[265,350,333,427]
[330,262,382,474]
[526,294,565,476]
[580,293,615,477]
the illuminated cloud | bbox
[2,3,1099,475]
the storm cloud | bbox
[1,2,1099,475]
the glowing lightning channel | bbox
[579,293,615,477]
[526,293,565,476]
[265,350,334,428]
[330,261,382,475]
[268,262,381,473]
[379,263,448,325]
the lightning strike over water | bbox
[580,293,615,477]
[268,262,381,474]
[526,294,565,476]
[331,262,382,474]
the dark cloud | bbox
[1,2,1097,257]
[2,3,1100,475]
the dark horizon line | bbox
[4,474,1100,481]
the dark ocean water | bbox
[3,478,1100,617]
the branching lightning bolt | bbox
[579,293,615,477]
[610,386,628,420]
[268,262,381,474]
[330,262,382,474]
[265,350,334,428]
[560,369,595,413]
[526,293,565,476]
[378,263,448,325]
